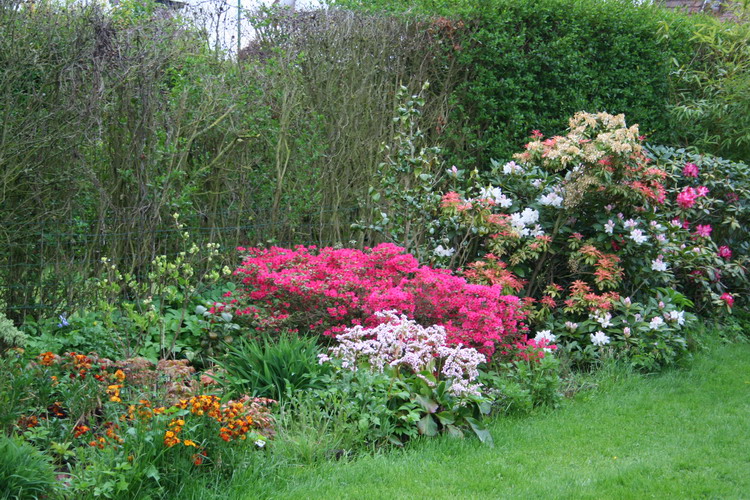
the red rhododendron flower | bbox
[720,293,734,307]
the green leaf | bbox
[435,411,455,426]
[414,395,438,414]
[145,464,160,481]
[417,414,438,436]
[446,424,464,438]
[387,435,404,447]
[465,417,494,447]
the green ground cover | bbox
[244,341,750,499]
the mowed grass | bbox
[243,342,750,499]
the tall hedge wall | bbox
[333,0,706,166]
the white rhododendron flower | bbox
[592,311,613,328]
[668,310,686,326]
[503,161,524,175]
[590,331,611,346]
[629,229,648,245]
[433,245,455,258]
[478,186,513,208]
[651,257,668,272]
[510,207,541,236]
[538,191,563,208]
[649,316,665,330]
[534,329,556,343]
[604,219,615,234]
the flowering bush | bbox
[649,145,749,309]
[230,243,526,357]
[316,312,493,444]
[420,112,744,368]
[319,311,486,397]
[0,348,274,498]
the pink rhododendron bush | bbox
[227,243,527,358]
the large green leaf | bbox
[417,414,438,436]
[465,417,494,446]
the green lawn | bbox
[240,342,750,499]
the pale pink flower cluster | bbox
[318,311,486,397]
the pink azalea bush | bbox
[228,243,527,357]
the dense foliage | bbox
[0,0,748,498]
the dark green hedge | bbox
[333,0,705,166]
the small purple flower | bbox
[58,314,69,328]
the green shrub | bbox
[668,6,750,161]
[482,350,562,415]
[334,0,699,166]
[0,436,58,500]
[214,333,330,400]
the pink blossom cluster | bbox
[233,243,526,356]
[718,246,733,259]
[720,293,735,307]
[318,311,487,396]
[676,185,709,209]
[682,162,699,178]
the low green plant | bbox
[214,333,329,401]
[483,353,562,415]
[22,311,120,359]
[0,435,59,500]
[273,369,396,463]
